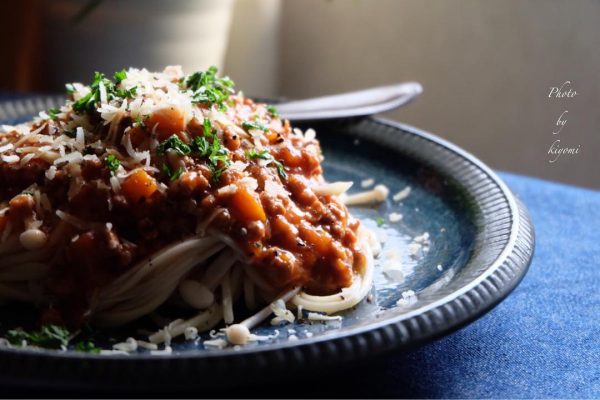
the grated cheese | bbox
[343,184,389,206]
[270,299,295,325]
[75,127,85,151]
[361,178,375,188]
[1,154,20,163]
[388,212,403,222]
[393,186,412,202]
[136,340,158,350]
[313,181,353,197]
[306,312,343,322]
[53,152,83,166]
[203,338,228,349]
[184,326,199,340]
[98,81,108,105]
[150,345,173,355]
[396,290,418,307]
[19,153,35,166]
[0,143,14,153]
[56,209,89,230]
[112,337,138,352]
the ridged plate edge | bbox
[0,98,534,390]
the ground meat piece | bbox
[274,146,304,168]
[256,247,301,288]
[66,227,136,274]
[286,175,318,206]
[68,184,110,221]
[222,127,241,151]
[178,171,209,196]
[81,158,105,181]
[270,215,299,247]
[0,158,48,198]
[245,220,266,242]
[305,256,354,295]
[260,192,286,215]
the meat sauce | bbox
[0,81,364,326]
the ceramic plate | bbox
[0,96,534,390]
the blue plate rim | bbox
[0,97,535,388]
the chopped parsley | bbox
[75,340,102,354]
[375,216,385,227]
[105,154,120,174]
[156,135,191,156]
[161,163,171,179]
[242,121,268,132]
[115,85,137,99]
[157,136,191,181]
[6,325,70,349]
[274,161,288,180]
[184,66,234,109]
[208,164,228,182]
[71,70,137,113]
[72,71,111,113]
[113,69,127,84]
[161,163,185,182]
[190,119,231,183]
[47,107,60,120]
[5,325,102,352]
[171,167,185,181]
[266,105,279,117]
[134,116,146,127]
[246,149,270,160]
[192,135,211,157]
[246,149,288,180]
[203,135,230,182]
[155,121,230,183]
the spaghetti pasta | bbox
[0,66,378,349]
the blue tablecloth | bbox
[276,172,599,399]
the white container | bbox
[41,0,234,89]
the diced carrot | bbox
[146,106,186,142]
[300,224,332,254]
[265,130,278,142]
[121,170,158,204]
[230,188,266,222]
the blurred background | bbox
[1,0,598,189]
